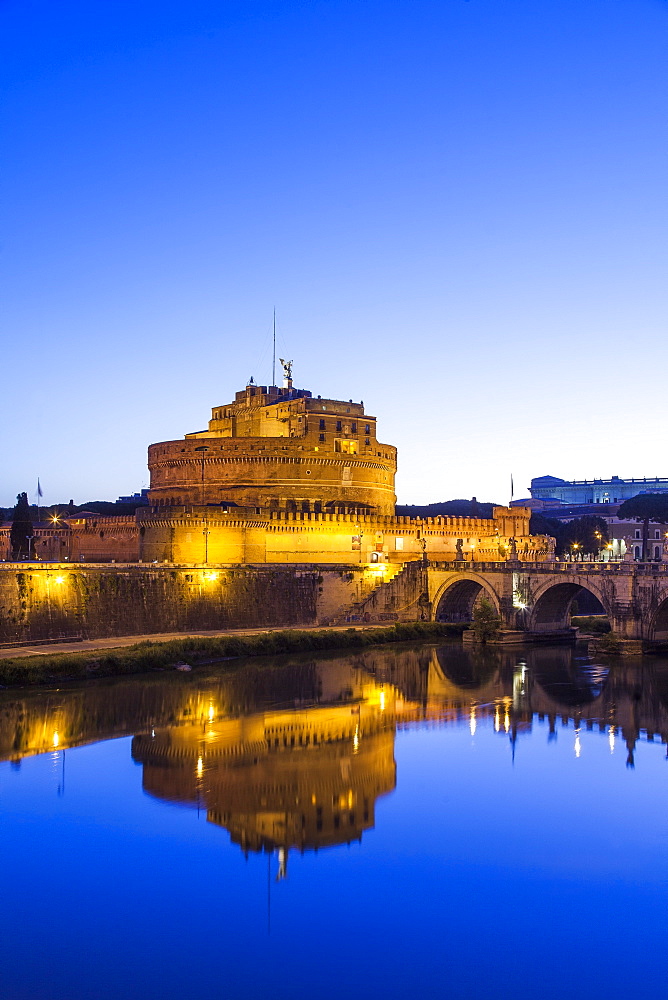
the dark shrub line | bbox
[0,622,462,687]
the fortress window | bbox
[335,439,358,455]
[365,438,370,446]
[319,419,326,430]
[365,424,370,434]
[336,420,342,431]
[351,421,357,432]
[319,434,325,442]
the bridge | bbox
[345,558,668,644]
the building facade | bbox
[530,475,668,505]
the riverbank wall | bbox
[0,562,391,643]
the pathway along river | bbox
[1,641,667,1000]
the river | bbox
[0,640,667,999]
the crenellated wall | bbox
[135,505,548,566]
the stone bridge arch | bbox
[648,588,668,642]
[432,573,502,624]
[528,576,612,633]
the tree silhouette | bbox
[530,513,608,557]
[10,492,34,560]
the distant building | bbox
[529,475,668,506]
[116,490,149,505]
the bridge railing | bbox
[427,560,668,575]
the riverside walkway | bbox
[0,623,399,660]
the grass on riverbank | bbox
[0,622,462,687]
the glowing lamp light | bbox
[204,571,218,582]
[608,725,616,754]
[54,576,65,585]
[52,731,60,748]
[379,690,385,711]
[196,756,203,777]
[208,704,215,723]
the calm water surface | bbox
[1,641,667,1000]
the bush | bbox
[572,616,611,635]
[471,599,501,643]
[0,621,461,687]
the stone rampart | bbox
[0,563,384,643]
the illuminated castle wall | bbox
[148,380,397,515]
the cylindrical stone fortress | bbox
[148,381,397,514]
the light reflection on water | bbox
[0,641,667,1000]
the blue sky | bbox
[2,0,667,507]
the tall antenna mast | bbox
[272,309,276,386]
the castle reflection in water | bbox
[2,643,668,864]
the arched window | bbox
[634,546,641,560]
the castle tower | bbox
[147,379,397,514]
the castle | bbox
[2,371,550,569]
[148,369,397,514]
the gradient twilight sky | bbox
[2,0,667,508]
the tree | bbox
[530,513,608,558]
[617,494,668,561]
[471,598,500,643]
[10,492,34,560]
[562,515,609,558]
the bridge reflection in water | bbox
[1,643,667,865]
